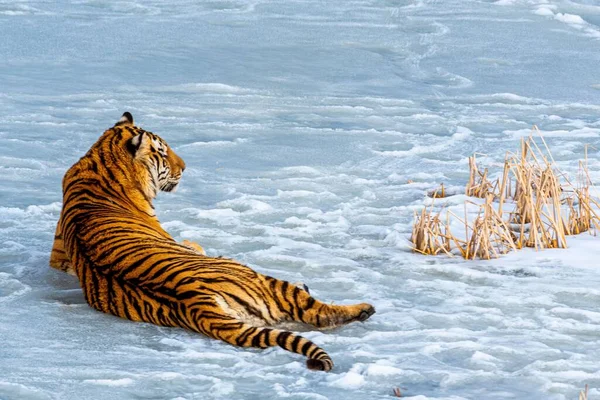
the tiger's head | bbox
[116,112,186,199]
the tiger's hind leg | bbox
[268,278,375,330]
[200,315,334,371]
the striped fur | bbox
[50,113,375,371]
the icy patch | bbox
[83,378,135,387]
[178,138,248,148]
[0,273,31,303]
[554,13,586,26]
[504,127,600,138]
[279,166,322,176]
[534,6,555,17]
[155,83,263,95]
[366,364,405,377]
[0,4,49,16]
[328,365,366,389]
[0,382,52,400]
[217,197,273,213]
[452,126,473,140]
[531,3,600,38]
[465,93,541,105]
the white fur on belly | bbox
[214,294,313,331]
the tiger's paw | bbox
[357,304,376,322]
[348,303,376,324]
[182,239,206,256]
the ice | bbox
[328,365,367,389]
[0,272,32,302]
[555,13,587,25]
[2,0,600,399]
[83,379,135,387]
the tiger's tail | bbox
[206,319,333,371]
[272,328,333,371]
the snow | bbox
[1,0,600,399]
[83,379,135,387]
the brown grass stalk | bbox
[410,207,452,256]
[466,155,495,198]
[428,183,447,199]
[579,384,589,400]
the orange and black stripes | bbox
[50,113,375,371]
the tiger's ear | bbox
[115,111,134,127]
[127,132,150,157]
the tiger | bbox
[49,112,375,371]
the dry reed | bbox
[463,195,517,260]
[579,384,589,400]
[466,154,495,198]
[410,206,453,256]
[427,183,448,199]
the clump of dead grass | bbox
[463,194,518,259]
[410,205,452,256]
[410,126,600,259]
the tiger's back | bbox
[50,113,375,371]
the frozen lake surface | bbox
[2,0,600,399]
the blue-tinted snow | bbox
[1,1,600,399]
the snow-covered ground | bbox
[2,0,600,399]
